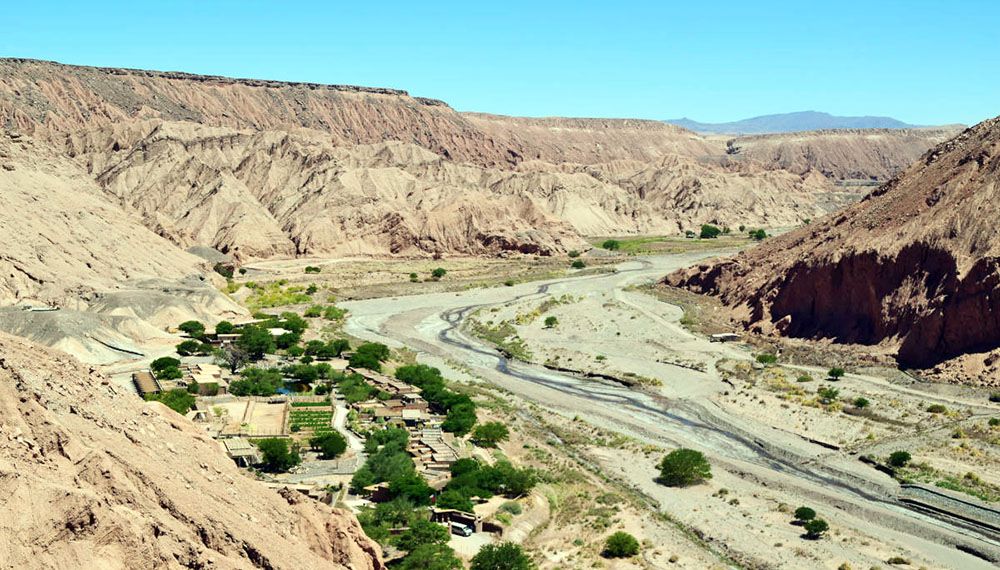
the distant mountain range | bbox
[666,111,917,134]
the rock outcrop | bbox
[0,331,385,569]
[667,116,1000,380]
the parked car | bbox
[450,522,473,537]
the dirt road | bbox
[342,252,1000,568]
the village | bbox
[128,312,524,561]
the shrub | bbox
[178,320,206,338]
[409,272,419,282]
[213,262,234,278]
[304,305,322,318]
[186,380,200,394]
[603,531,640,558]
[828,367,845,380]
[748,228,768,241]
[926,404,947,414]
[601,239,621,250]
[310,432,347,459]
[304,265,321,274]
[989,418,1000,427]
[499,501,522,515]
[431,267,447,280]
[657,449,711,487]
[323,305,347,320]
[305,284,318,295]
[684,230,696,238]
[803,518,829,539]
[793,506,816,522]
[543,316,558,328]
[755,353,777,365]
[796,374,814,383]
[571,260,586,269]
[817,386,840,404]
[852,397,870,408]
[504,280,515,286]
[145,389,195,414]
[568,250,581,258]
[700,224,722,239]
[471,543,533,570]
[887,557,911,566]
[888,451,912,468]
[471,422,510,448]
[989,392,1000,403]
[256,438,301,472]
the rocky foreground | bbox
[668,116,1000,383]
[0,331,384,569]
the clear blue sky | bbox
[4,1,998,125]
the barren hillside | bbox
[667,117,1000,381]
[726,127,963,182]
[0,332,384,569]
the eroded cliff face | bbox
[0,332,385,569]
[667,116,1000,379]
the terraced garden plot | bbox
[288,408,334,434]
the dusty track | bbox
[342,252,1000,567]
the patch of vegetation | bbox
[603,531,640,558]
[926,403,947,414]
[471,543,533,570]
[468,318,533,361]
[256,438,301,472]
[229,367,284,396]
[245,281,313,309]
[348,342,391,371]
[395,364,478,435]
[470,421,510,448]
[656,448,711,487]
[570,259,586,269]
[748,228,768,241]
[431,267,447,280]
[700,224,722,239]
[601,239,621,250]
[304,265,321,274]
[827,367,845,380]
[895,462,1000,503]
[144,388,195,414]
[755,353,778,365]
[310,431,347,459]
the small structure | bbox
[132,370,161,397]
[709,333,741,343]
[222,437,261,467]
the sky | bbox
[4,1,998,125]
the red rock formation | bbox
[667,116,1000,376]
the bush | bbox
[657,449,711,487]
[499,501,522,515]
[213,262,234,278]
[568,250,581,258]
[471,543,534,570]
[543,316,558,328]
[431,267,447,280]
[409,272,419,283]
[852,397,870,408]
[755,353,777,365]
[828,367,845,380]
[304,305,322,318]
[186,380,200,394]
[793,506,816,522]
[796,374,814,383]
[700,224,722,239]
[989,418,1000,427]
[304,265,321,274]
[601,239,621,250]
[310,432,348,459]
[803,518,829,539]
[888,451,912,468]
[256,438,301,472]
[748,228,767,241]
[926,404,947,414]
[570,260,586,269]
[817,386,840,404]
[471,422,510,448]
[603,531,640,558]
[145,389,195,414]
[989,392,1000,403]
[215,320,235,334]
[176,339,212,356]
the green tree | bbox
[471,542,535,570]
[215,321,235,334]
[817,386,840,404]
[793,506,816,522]
[156,366,182,380]
[700,224,722,239]
[657,449,712,487]
[435,489,475,512]
[229,367,284,396]
[256,438,301,472]
[431,267,447,280]
[543,316,558,328]
[471,422,510,448]
[398,543,463,570]
[176,340,204,356]
[828,367,845,380]
[853,397,870,408]
[603,531,640,558]
[237,326,275,360]
[178,320,205,338]
[409,272,419,282]
[571,260,586,269]
[310,432,347,459]
[748,228,768,241]
[803,518,829,539]
[442,402,477,435]
[150,356,181,374]
[888,451,912,468]
[397,519,450,552]
[186,379,200,394]
[601,239,621,250]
